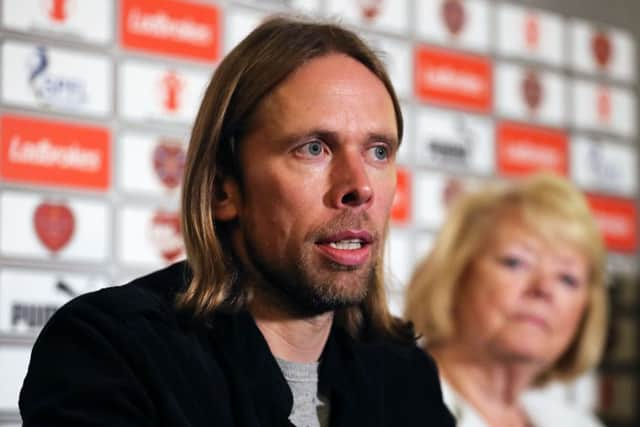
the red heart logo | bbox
[33,202,75,253]
[153,139,186,190]
[149,210,184,262]
[592,31,612,69]
[442,0,465,36]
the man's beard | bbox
[242,218,378,317]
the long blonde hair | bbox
[179,16,411,341]
[405,174,608,383]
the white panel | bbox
[0,346,31,411]
[118,206,185,268]
[386,291,405,318]
[240,0,320,13]
[0,191,109,262]
[413,171,448,229]
[415,107,494,175]
[497,3,564,67]
[571,19,636,83]
[416,0,491,53]
[119,132,187,196]
[415,232,436,262]
[495,63,566,127]
[326,0,410,35]
[0,268,107,334]
[1,40,112,117]
[386,229,412,292]
[572,80,636,138]
[571,136,637,196]
[363,33,412,99]
[224,8,266,53]
[2,0,113,44]
[118,60,210,125]
[397,103,413,164]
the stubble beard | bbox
[242,219,379,317]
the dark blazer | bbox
[20,262,455,427]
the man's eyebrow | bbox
[368,132,400,150]
[274,129,399,149]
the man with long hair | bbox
[20,17,454,427]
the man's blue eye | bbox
[373,146,388,160]
[306,142,323,156]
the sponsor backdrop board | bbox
[0,0,638,423]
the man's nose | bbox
[328,151,374,209]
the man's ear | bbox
[214,175,241,221]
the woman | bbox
[405,174,607,427]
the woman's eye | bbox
[499,256,524,269]
[559,273,579,288]
[370,145,389,161]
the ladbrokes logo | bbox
[588,195,637,253]
[0,115,110,191]
[27,46,87,109]
[8,137,101,172]
[414,46,492,113]
[121,0,221,62]
[497,122,567,176]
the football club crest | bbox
[357,0,383,21]
[592,30,612,69]
[521,69,542,112]
[33,201,75,253]
[149,210,184,262]
[152,139,186,190]
[442,0,465,36]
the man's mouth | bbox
[316,231,373,266]
[328,239,365,250]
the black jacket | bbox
[20,262,455,427]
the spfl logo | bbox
[27,46,88,109]
[588,142,620,186]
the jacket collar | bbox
[208,310,382,427]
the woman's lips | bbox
[512,313,550,331]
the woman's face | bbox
[455,214,590,368]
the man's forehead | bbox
[253,55,397,128]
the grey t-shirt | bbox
[276,358,330,427]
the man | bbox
[20,17,455,427]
